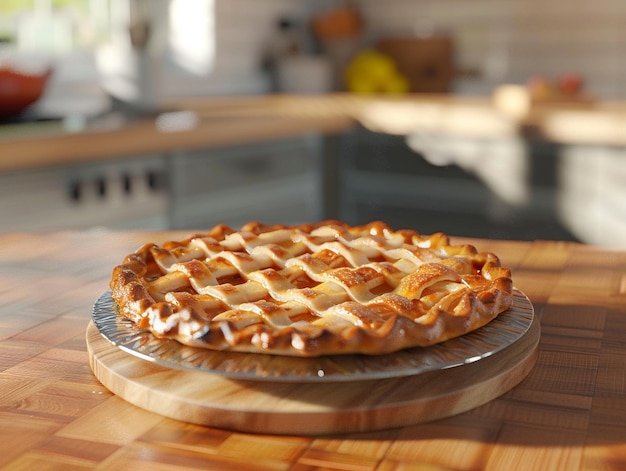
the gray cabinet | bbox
[168,135,325,230]
[336,128,578,241]
[0,156,169,231]
[0,135,326,232]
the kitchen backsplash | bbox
[7,0,626,108]
[357,0,626,99]
[172,0,308,96]
[210,0,626,99]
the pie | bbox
[110,220,513,357]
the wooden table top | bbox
[1,230,625,470]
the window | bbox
[0,0,112,54]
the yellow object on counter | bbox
[345,49,409,94]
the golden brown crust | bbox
[109,220,513,357]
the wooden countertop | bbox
[1,230,626,470]
[0,99,355,172]
[4,93,626,173]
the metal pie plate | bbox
[92,289,534,383]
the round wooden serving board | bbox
[86,316,540,435]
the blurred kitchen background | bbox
[1,0,626,248]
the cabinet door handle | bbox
[146,170,165,191]
[122,173,132,195]
[95,176,107,198]
[68,180,81,202]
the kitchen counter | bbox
[1,230,626,469]
[0,101,354,172]
[4,93,626,173]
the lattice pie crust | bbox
[110,221,513,357]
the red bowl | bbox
[0,66,53,119]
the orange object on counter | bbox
[311,4,362,41]
[0,66,53,119]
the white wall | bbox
[172,0,310,95]
[161,0,310,96]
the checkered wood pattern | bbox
[2,232,626,470]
